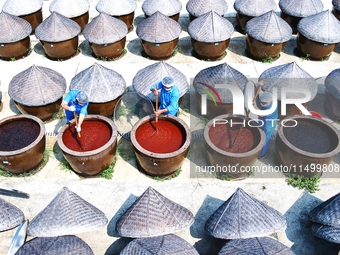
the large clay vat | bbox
[191,38,230,60]
[297,33,337,61]
[90,37,126,59]
[71,12,89,31]
[20,9,43,34]
[0,36,30,60]
[204,114,265,179]
[40,36,78,60]
[145,13,180,22]
[280,12,301,34]
[0,114,46,174]
[332,7,340,21]
[14,98,62,121]
[141,38,178,60]
[324,89,340,120]
[276,115,340,177]
[189,14,197,22]
[113,12,135,33]
[236,13,253,34]
[246,36,286,61]
[57,115,117,176]
[131,115,191,176]
[87,96,122,118]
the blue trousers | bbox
[260,127,275,157]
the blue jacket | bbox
[150,82,180,116]
[259,102,278,133]
[64,90,89,116]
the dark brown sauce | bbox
[209,124,254,153]
[0,120,40,151]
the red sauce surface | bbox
[0,120,40,151]
[136,120,184,153]
[209,124,254,153]
[62,121,111,152]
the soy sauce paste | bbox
[0,120,40,151]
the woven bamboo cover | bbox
[35,12,81,42]
[70,63,126,103]
[279,0,323,17]
[193,63,248,103]
[120,234,200,255]
[15,235,94,254]
[2,0,42,16]
[311,223,340,244]
[246,11,292,43]
[83,13,128,44]
[136,11,181,43]
[333,0,340,11]
[8,65,66,106]
[259,62,318,100]
[49,0,90,18]
[308,192,340,227]
[234,0,277,16]
[142,0,182,17]
[205,188,286,239]
[297,10,340,44]
[115,186,194,238]
[325,69,340,99]
[0,197,24,232]
[96,0,137,16]
[0,12,31,43]
[218,237,295,255]
[132,61,188,102]
[186,0,228,17]
[27,187,108,237]
[188,11,234,43]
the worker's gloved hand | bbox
[75,125,81,132]
[69,105,75,112]
[152,89,158,96]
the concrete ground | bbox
[1,0,340,254]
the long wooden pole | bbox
[155,83,159,123]
[73,102,81,137]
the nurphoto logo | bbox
[199,82,312,116]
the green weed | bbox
[261,56,274,63]
[153,176,164,182]
[10,57,16,61]
[178,107,190,117]
[217,176,233,181]
[172,47,178,56]
[152,168,182,182]
[301,54,310,61]
[196,116,209,128]
[286,174,320,193]
[99,159,116,179]
[59,158,72,173]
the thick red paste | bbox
[62,121,111,152]
[136,120,184,153]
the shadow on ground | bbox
[190,195,227,254]
[105,193,139,254]
[284,191,340,255]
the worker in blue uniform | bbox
[150,76,180,116]
[61,90,89,132]
[257,91,278,158]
